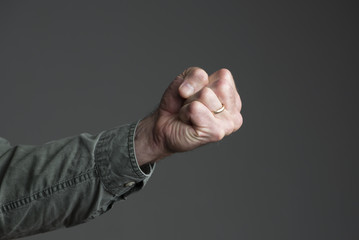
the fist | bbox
[135,67,243,165]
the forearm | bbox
[0,122,154,239]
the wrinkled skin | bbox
[135,67,243,166]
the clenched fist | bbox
[135,67,243,166]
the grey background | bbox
[0,0,358,239]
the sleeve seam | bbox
[94,129,119,194]
[0,168,97,215]
[128,121,149,179]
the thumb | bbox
[178,67,209,98]
[159,67,208,114]
[158,74,185,114]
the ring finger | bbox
[184,87,223,115]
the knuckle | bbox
[217,68,233,80]
[225,121,235,135]
[212,129,225,142]
[192,68,209,85]
[216,78,232,94]
[188,101,202,114]
[198,87,212,100]
[234,114,243,131]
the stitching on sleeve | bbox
[128,121,148,179]
[0,168,97,215]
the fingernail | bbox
[179,83,194,97]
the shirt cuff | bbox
[94,120,155,197]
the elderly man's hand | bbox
[135,67,243,166]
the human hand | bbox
[135,67,243,166]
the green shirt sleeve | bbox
[0,121,155,239]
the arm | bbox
[0,123,154,239]
[0,67,242,239]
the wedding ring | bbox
[213,104,225,114]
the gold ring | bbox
[213,104,225,114]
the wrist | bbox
[134,113,172,166]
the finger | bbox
[208,69,242,113]
[209,78,236,113]
[159,75,186,114]
[208,68,236,90]
[179,100,215,127]
[178,67,209,99]
[184,87,223,114]
[179,101,227,142]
